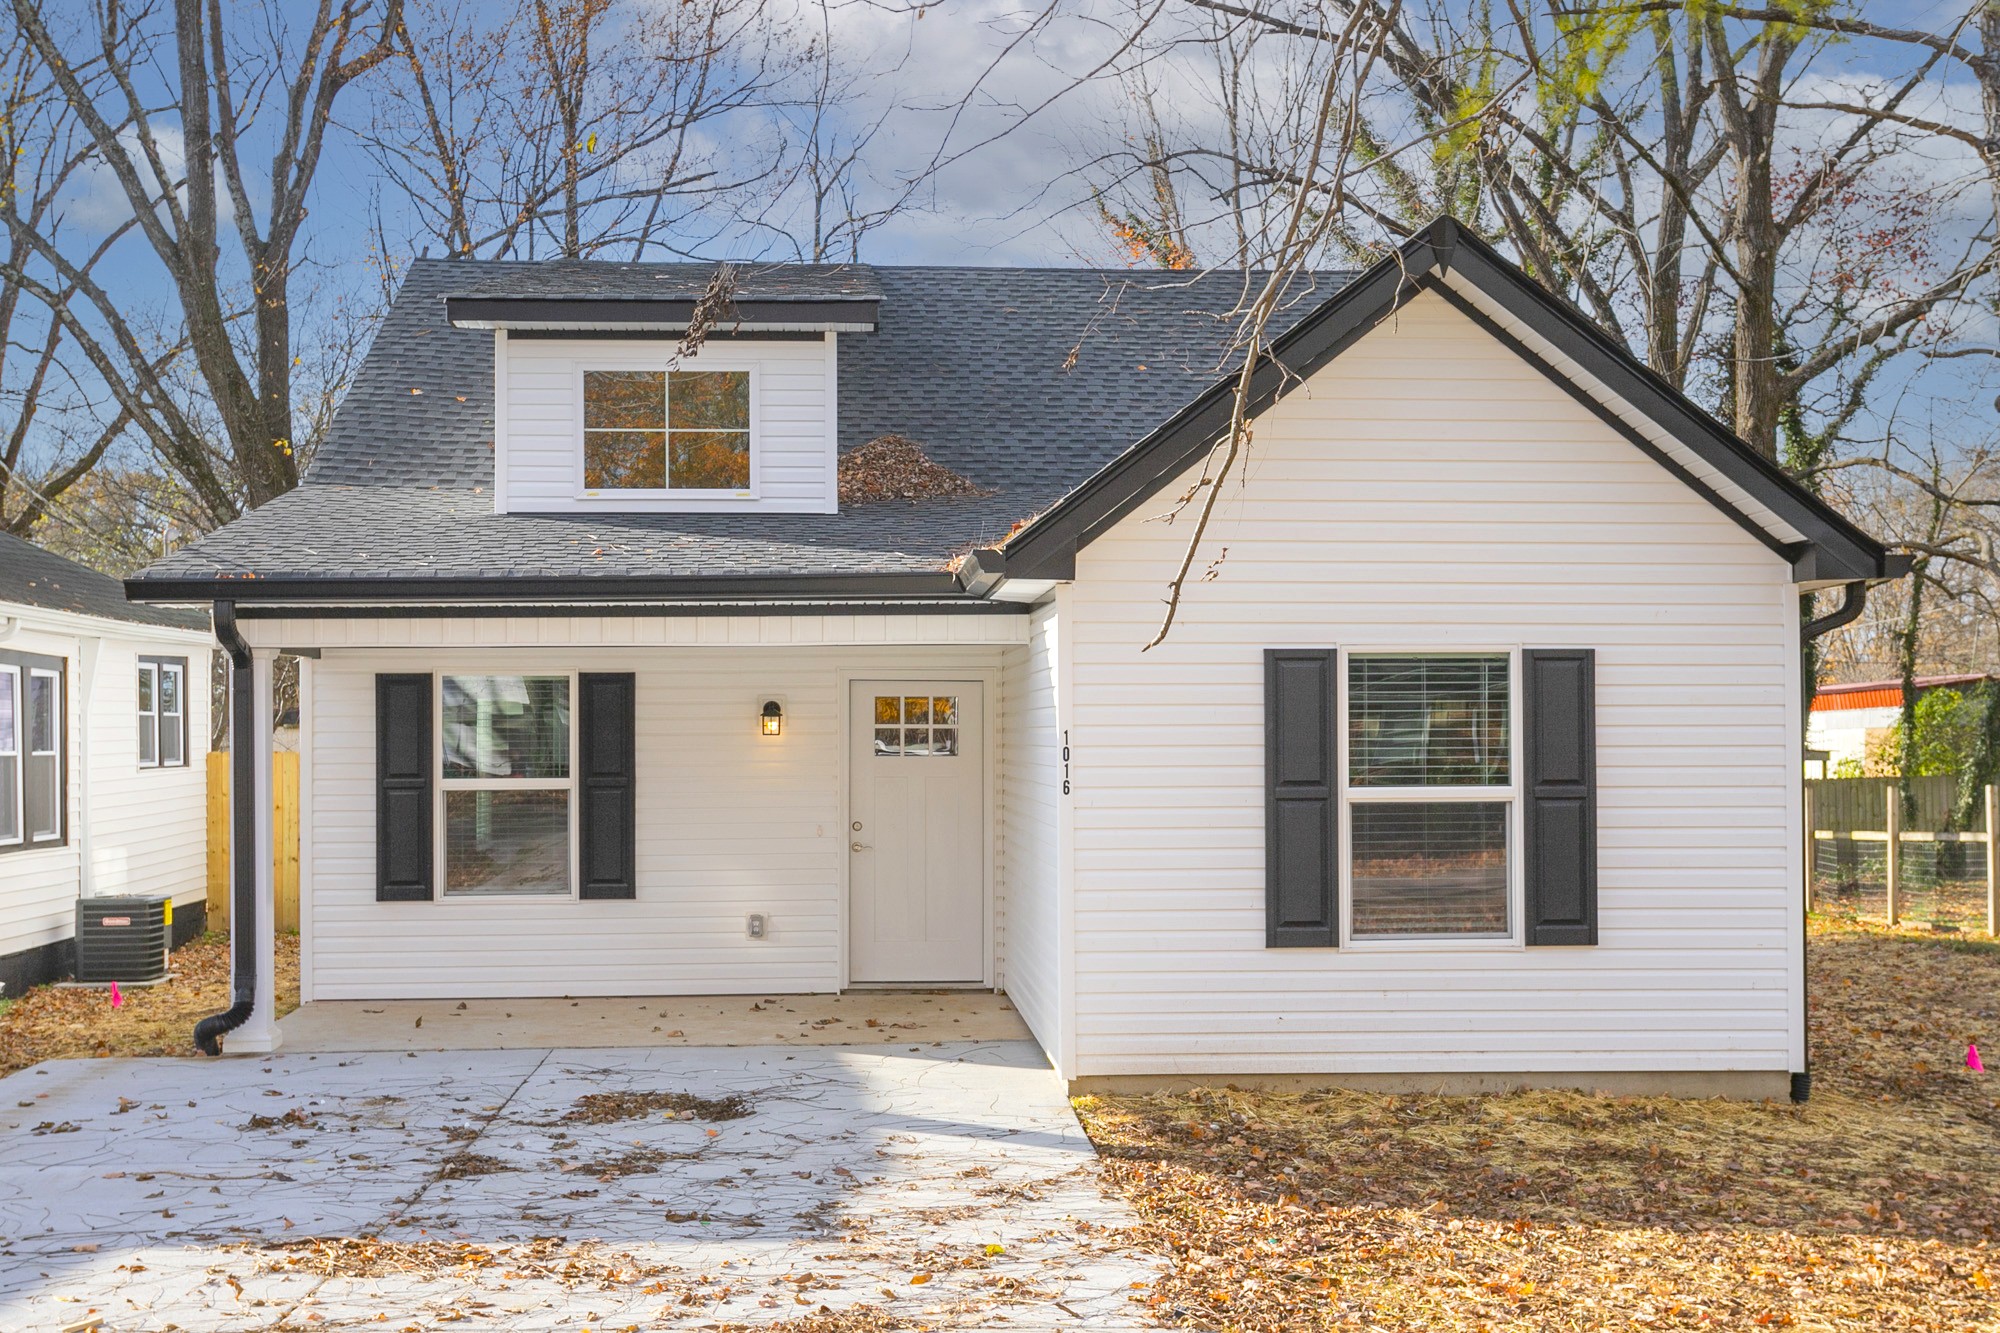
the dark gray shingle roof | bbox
[0,532,207,630]
[451,260,883,302]
[136,259,1350,588]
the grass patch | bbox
[0,930,300,1077]
[1076,918,2000,1330]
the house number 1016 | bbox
[1062,730,1071,796]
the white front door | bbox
[848,680,986,984]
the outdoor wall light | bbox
[760,700,784,736]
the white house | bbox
[1806,673,1993,773]
[129,221,1899,1097]
[0,534,211,997]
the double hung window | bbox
[0,651,63,850]
[138,657,188,768]
[440,674,574,897]
[1345,653,1514,939]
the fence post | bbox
[1803,781,1816,913]
[1987,783,1999,939]
[1884,781,1901,926]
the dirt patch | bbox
[837,435,995,506]
[563,1090,752,1123]
[1076,918,2000,1331]
[437,1151,512,1179]
[0,931,301,1076]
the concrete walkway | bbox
[279,990,1034,1052]
[0,1042,1160,1331]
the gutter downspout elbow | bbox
[195,602,257,1056]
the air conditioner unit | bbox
[75,895,172,985]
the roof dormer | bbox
[451,264,878,516]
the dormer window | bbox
[581,368,753,494]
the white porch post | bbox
[230,648,283,1054]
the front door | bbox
[848,681,985,984]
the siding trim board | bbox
[1002,217,1894,586]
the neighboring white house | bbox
[1807,673,1995,773]
[129,220,1901,1097]
[0,534,212,998]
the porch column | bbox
[229,647,283,1054]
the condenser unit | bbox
[74,895,172,985]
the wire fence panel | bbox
[1807,776,1997,935]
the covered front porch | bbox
[211,605,1054,1060]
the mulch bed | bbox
[1075,919,2000,1330]
[0,931,301,1076]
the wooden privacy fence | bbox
[205,750,301,934]
[1806,775,2000,935]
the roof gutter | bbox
[125,570,972,606]
[194,601,257,1056]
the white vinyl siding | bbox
[1061,291,1802,1079]
[501,336,834,514]
[997,603,1063,1064]
[0,623,210,975]
[302,640,1012,1000]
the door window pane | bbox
[1350,654,1509,787]
[443,676,570,779]
[1350,802,1509,937]
[444,789,571,896]
[871,694,959,758]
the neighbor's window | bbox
[26,669,59,842]
[138,657,189,769]
[0,653,65,849]
[1347,654,1511,938]
[441,674,573,896]
[582,368,751,492]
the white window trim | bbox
[434,670,580,902]
[573,360,761,501]
[0,665,19,848]
[26,666,60,844]
[138,657,189,770]
[1336,647,1526,950]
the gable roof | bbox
[128,261,1348,602]
[0,532,206,631]
[1000,218,1898,587]
[127,223,1894,608]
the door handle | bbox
[851,842,869,852]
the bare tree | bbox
[359,0,793,260]
[2,0,404,520]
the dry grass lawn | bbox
[1077,918,1999,1331]
[0,930,300,1077]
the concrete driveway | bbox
[0,1042,1160,1331]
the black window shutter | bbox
[1523,649,1598,945]
[376,674,434,901]
[1266,648,1338,947]
[578,673,637,900]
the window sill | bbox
[1340,934,1524,952]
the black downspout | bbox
[1790,580,1873,1104]
[194,601,256,1056]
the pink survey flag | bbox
[109,981,123,1009]
[1970,1043,1985,1073]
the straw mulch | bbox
[0,930,301,1076]
[1076,918,1999,1331]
